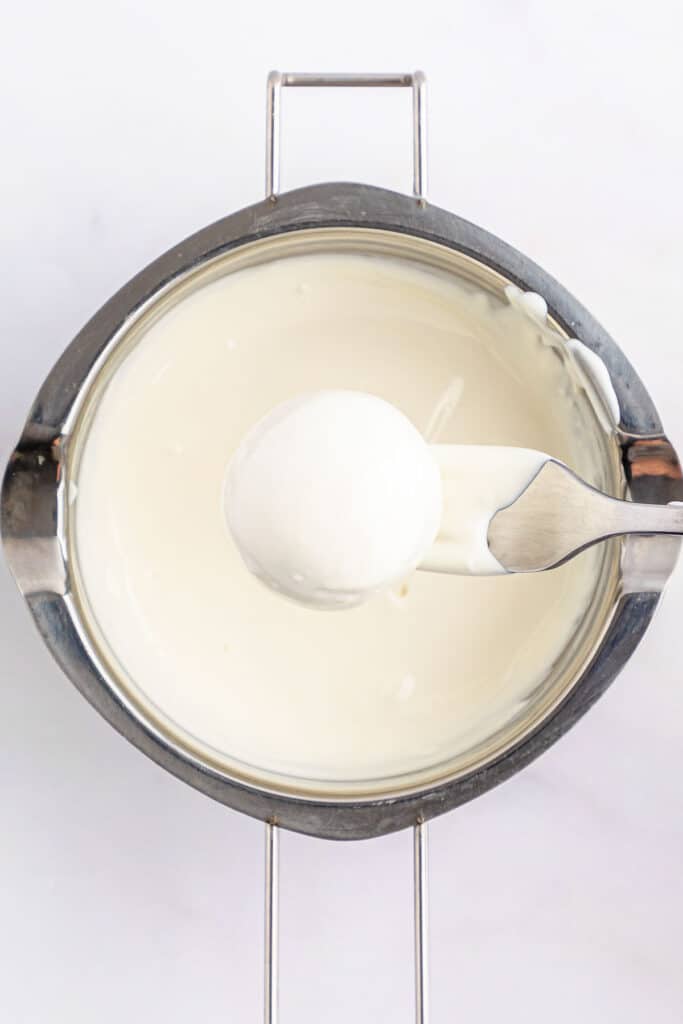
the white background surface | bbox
[2,3,682,1021]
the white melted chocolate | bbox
[71,252,609,793]
[423,444,550,575]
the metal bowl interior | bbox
[3,184,681,838]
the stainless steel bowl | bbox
[3,178,681,841]
[4,71,682,1022]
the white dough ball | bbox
[224,390,442,609]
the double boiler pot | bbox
[2,72,681,1021]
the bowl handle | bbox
[265,70,428,202]
[263,818,430,1023]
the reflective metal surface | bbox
[489,457,683,573]
[2,182,682,840]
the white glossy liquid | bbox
[423,445,550,575]
[71,251,605,793]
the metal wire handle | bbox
[414,820,429,1024]
[265,71,428,200]
[263,820,429,1024]
[264,822,279,1024]
[262,71,430,1023]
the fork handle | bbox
[603,498,683,538]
